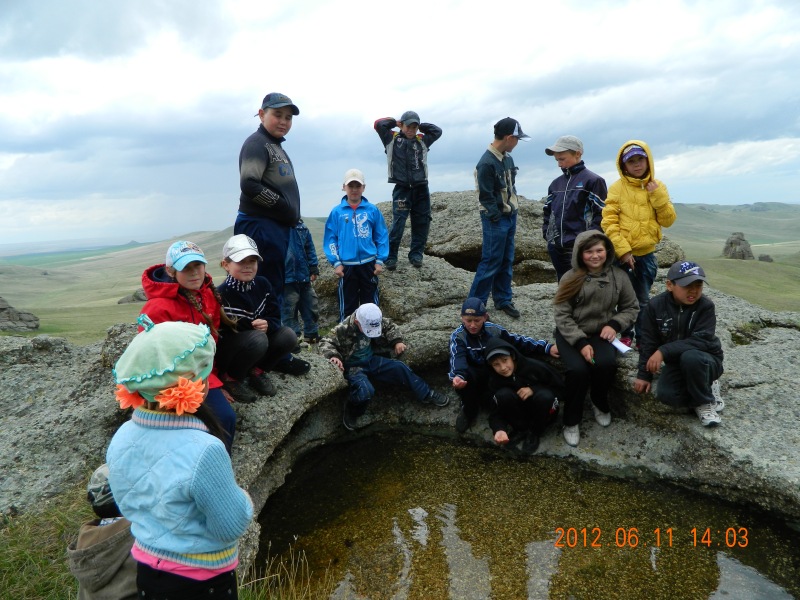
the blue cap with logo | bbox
[667,261,706,286]
[165,241,207,272]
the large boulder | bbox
[0,296,39,332]
[723,232,755,259]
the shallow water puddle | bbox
[258,433,799,599]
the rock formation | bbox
[723,232,755,260]
[0,296,39,331]
[0,194,798,577]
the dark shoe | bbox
[455,407,474,433]
[521,432,540,454]
[342,402,363,431]
[248,373,277,397]
[292,344,302,354]
[409,256,423,268]
[422,389,449,407]
[222,379,259,404]
[384,258,397,271]
[273,357,311,376]
[304,334,320,344]
[498,303,521,318]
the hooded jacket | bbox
[601,140,676,258]
[66,517,137,600]
[554,230,639,348]
[140,264,223,388]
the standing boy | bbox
[374,111,442,270]
[542,135,607,281]
[320,303,449,430]
[323,168,390,322]
[633,261,725,427]
[449,297,557,433]
[468,117,529,318]
[235,92,301,300]
[283,219,320,344]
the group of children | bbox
[74,94,727,599]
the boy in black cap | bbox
[468,117,529,318]
[449,297,557,433]
[67,464,137,599]
[633,261,725,426]
[374,111,443,269]
[235,92,302,299]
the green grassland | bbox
[0,206,796,345]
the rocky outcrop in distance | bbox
[724,232,755,260]
[1,193,798,576]
[0,296,39,331]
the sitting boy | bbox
[320,303,449,430]
[67,464,137,600]
[484,337,564,454]
[449,297,558,433]
[633,261,725,426]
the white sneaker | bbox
[694,403,721,427]
[563,424,580,446]
[711,380,725,412]
[592,404,612,427]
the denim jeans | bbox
[388,184,432,262]
[281,281,319,337]
[547,242,574,282]
[345,355,431,406]
[234,213,290,305]
[468,212,516,308]
[620,252,658,340]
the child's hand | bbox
[517,387,533,400]
[334,265,345,278]
[633,378,651,394]
[620,252,635,270]
[329,357,344,371]
[549,344,560,358]
[600,326,617,342]
[494,430,510,445]
[646,180,659,192]
[252,319,268,332]
[452,376,467,389]
[374,263,383,276]
[310,274,317,282]
[394,342,406,355]
[581,345,595,364]
[646,350,664,374]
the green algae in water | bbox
[258,433,799,599]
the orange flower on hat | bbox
[155,377,205,415]
[115,384,145,410]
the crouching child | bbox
[320,303,449,430]
[484,337,564,454]
[633,261,725,426]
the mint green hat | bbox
[113,316,216,401]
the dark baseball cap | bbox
[667,261,707,286]
[494,117,530,140]
[256,92,300,116]
[461,297,487,316]
[399,110,420,125]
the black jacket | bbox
[637,291,723,381]
[374,117,442,186]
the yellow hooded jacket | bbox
[602,140,676,258]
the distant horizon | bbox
[1,199,798,259]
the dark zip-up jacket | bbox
[285,220,319,284]
[475,145,519,221]
[374,118,442,186]
[637,291,724,382]
[238,124,301,226]
[543,161,606,248]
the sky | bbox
[1,0,798,248]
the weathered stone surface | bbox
[723,232,755,259]
[0,296,39,331]
[1,192,798,577]
[117,288,147,304]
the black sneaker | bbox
[409,256,423,268]
[455,407,474,433]
[273,357,311,376]
[498,303,521,318]
[422,389,449,407]
[248,373,277,397]
[222,379,259,404]
[521,432,540,454]
[384,258,398,271]
[304,334,320,344]
[342,402,362,431]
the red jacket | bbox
[139,264,223,388]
